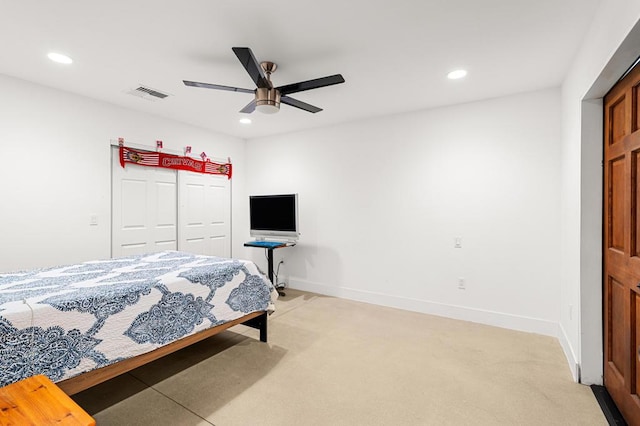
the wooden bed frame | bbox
[57,311,268,395]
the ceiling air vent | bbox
[126,85,171,101]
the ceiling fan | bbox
[183,47,345,114]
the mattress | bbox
[0,251,276,387]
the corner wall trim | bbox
[558,322,580,382]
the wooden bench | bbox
[0,375,94,425]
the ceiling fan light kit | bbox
[183,47,345,115]
[255,87,280,114]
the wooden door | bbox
[604,63,640,425]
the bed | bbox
[0,251,276,395]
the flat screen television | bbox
[249,194,299,241]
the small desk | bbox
[244,241,295,296]
[0,375,95,425]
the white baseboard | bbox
[558,322,580,382]
[289,278,560,338]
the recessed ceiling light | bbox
[447,69,467,80]
[239,117,252,124]
[47,52,73,64]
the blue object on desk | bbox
[245,240,286,248]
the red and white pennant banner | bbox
[119,145,232,179]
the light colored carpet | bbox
[72,290,606,425]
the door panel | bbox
[112,148,177,257]
[634,152,640,257]
[635,293,640,394]
[608,276,627,377]
[610,156,626,252]
[610,95,627,146]
[178,171,231,257]
[634,84,640,132]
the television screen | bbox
[249,194,299,240]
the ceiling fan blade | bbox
[239,99,257,114]
[183,80,254,94]
[277,74,345,96]
[281,95,322,113]
[232,47,271,89]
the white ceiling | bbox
[0,0,601,140]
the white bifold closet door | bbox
[111,149,178,257]
[177,171,231,257]
[111,148,231,258]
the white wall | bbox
[245,88,562,336]
[6,0,639,384]
[560,1,640,384]
[0,73,247,272]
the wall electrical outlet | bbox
[458,277,465,290]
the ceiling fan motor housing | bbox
[256,87,281,113]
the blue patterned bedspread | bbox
[0,251,276,387]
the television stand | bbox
[244,241,296,296]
